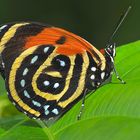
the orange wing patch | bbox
[24,27,93,55]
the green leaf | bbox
[0,94,21,118]
[0,76,6,95]
[0,116,53,140]
[0,126,48,140]
[55,116,140,140]
[0,41,140,140]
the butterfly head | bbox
[105,43,116,59]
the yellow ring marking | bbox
[0,23,29,53]
[46,71,62,78]
[9,45,40,116]
[58,52,89,108]
[32,50,76,101]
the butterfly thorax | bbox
[87,43,116,90]
[85,49,114,91]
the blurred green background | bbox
[0,0,139,49]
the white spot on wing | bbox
[44,105,50,110]
[91,67,96,71]
[101,72,105,79]
[24,90,30,98]
[20,79,25,87]
[45,110,49,115]
[90,74,95,80]
[43,81,50,86]
[32,100,41,107]
[52,108,59,115]
[31,55,38,64]
[44,47,49,53]
[23,68,29,76]
[44,105,50,116]
[53,83,59,88]
[57,59,65,67]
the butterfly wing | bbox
[0,22,106,120]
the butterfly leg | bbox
[106,43,126,84]
[77,89,88,120]
[113,64,126,84]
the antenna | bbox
[108,6,132,44]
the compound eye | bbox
[107,48,111,53]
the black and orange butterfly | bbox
[0,7,131,121]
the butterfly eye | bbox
[107,48,111,53]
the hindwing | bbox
[0,22,106,120]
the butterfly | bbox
[0,7,131,121]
